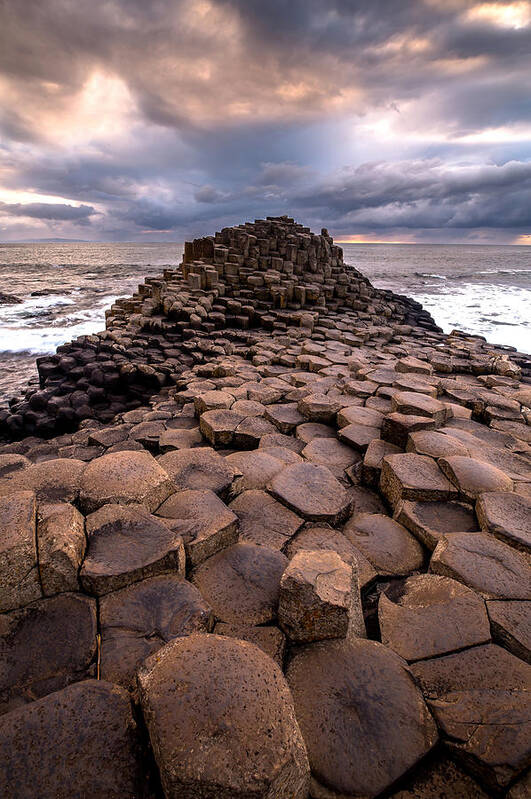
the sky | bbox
[0,0,530,244]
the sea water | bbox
[0,242,529,404]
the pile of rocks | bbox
[0,217,530,798]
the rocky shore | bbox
[0,216,530,798]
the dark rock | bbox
[138,634,310,798]
[0,680,144,798]
[0,593,97,714]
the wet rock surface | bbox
[0,216,530,796]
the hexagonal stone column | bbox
[138,634,310,798]
[278,549,365,642]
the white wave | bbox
[0,320,105,354]
[411,282,531,353]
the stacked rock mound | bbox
[0,217,530,799]
[1,216,445,440]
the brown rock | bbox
[0,454,30,478]
[0,458,86,503]
[79,450,174,513]
[391,391,447,423]
[389,752,491,799]
[138,634,310,798]
[0,491,40,612]
[233,415,277,448]
[379,574,490,662]
[302,436,361,478]
[0,593,97,714]
[279,550,365,643]
[37,503,86,595]
[411,644,531,790]
[382,413,438,448]
[343,512,425,576]
[265,402,306,432]
[194,390,235,414]
[192,542,288,625]
[337,423,380,452]
[395,499,479,550]
[295,422,336,443]
[361,439,401,489]
[270,462,351,524]
[286,523,377,588]
[287,638,437,798]
[156,489,238,566]
[229,489,302,550]
[225,449,285,493]
[406,430,469,458]
[395,356,433,375]
[380,453,457,508]
[260,431,306,452]
[337,405,384,429]
[430,532,531,599]
[100,574,213,688]
[158,426,202,452]
[80,504,185,596]
[0,680,143,798]
[157,446,237,496]
[199,408,245,446]
[476,491,531,552]
[487,600,531,663]
[298,394,342,424]
[438,455,514,502]
[214,622,286,666]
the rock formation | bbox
[0,215,530,798]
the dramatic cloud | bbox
[0,0,529,242]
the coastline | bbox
[0,217,530,798]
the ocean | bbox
[0,242,529,404]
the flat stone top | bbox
[270,462,351,523]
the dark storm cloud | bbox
[0,201,96,221]
[0,0,530,241]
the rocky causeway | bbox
[0,216,530,798]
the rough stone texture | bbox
[279,550,364,642]
[431,532,531,599]
[389,752,491,799]
[37,503,86,595]
[361,438,401,488]
[226,449,285,493]
[0,680,144,799]
[286,524,377,588]
[229,489,302,549]
[270,462,351,524]
[395,499,479,550]
[0,458,86,503]
[81,504,185,595]
[100,574,213,688]
[343,512,425,576]
[0,214,529,795]
[411,644,531,790]
[157,446,237,496]
[79,450,175,513]
[0,491,40,612]
[438,455,514,502]
[214,621,286,666]
[138,634,310,798]
[379,574,491,661]
[487,599,531,663]
[380,453,457,508]
[476,491,531,552]
[302,436,361,478]
[287,638,438,798]
[0,593,97,714]
[192,542,288,625]
[156,488,238,566]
